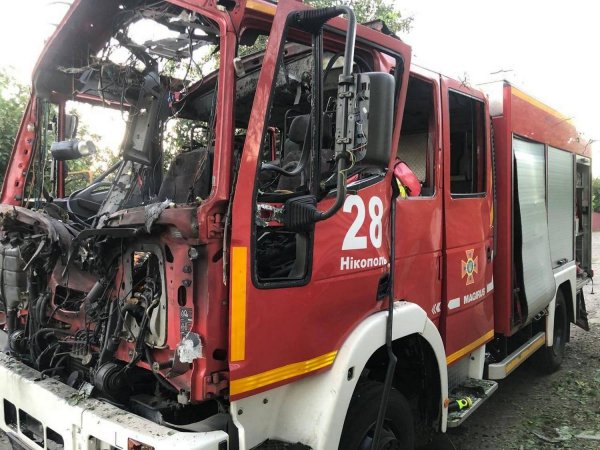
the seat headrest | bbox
[288,115,310,143]
[287,114,334,147]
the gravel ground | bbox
[1,235,599,450]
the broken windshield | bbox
[26,1,221,229]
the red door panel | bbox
[440,77,495,362]
[393,71,443,325]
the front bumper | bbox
[0,352,228,450]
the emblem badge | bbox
[461,249,478,285]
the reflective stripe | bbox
[505,333,545,374]
[448,298,460,310]
[446,329,494,365]
[230,351,337,396]
[486,278,494,293]
[231,246,248,362]
[246,0,276,15]
[512,87,571,123]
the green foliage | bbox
[0,68,29,184]
[592,178,600,213]
[305,0,412,34]
[163,118,209,167]
[238,0,410,57]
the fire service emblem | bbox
[461,249,478,285]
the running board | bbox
[447,378,498,428]
[487,332,546,380]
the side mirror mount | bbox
[348,72,395,168]
[50,139,96,161]
[287,5,357,225]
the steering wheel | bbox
[67,180,113,224]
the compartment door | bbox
[547,146,574,267]
[513,137,556,321]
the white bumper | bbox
[0,353,228,450]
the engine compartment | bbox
[0,204,229,428]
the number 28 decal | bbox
[342,195,384,250]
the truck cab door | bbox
[440,78,495,365]
[393,71,443,326]
[227,0,412,402]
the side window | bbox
[398,77,435,196]
[448,91,486,195]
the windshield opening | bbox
[26,1,221,229]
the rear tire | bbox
[539,289,569,373]
[339,381,415,450]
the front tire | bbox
[539,289,569,373]
[339,381,414,450]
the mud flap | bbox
[575,290,590,331]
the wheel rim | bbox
[358,421,402,450]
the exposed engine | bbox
[0,205,220,427]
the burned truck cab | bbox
[0,0,239,447]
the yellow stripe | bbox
[511,87,571,124]
[231,246,248,362]
[505,333,545,374]
[446,329,494,365]
[230,351,337,396]
[246,0,276,15]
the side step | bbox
[447,378,498,428]
[487,332,546,380]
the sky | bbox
[396,0,600,171]
[0,0,598,171]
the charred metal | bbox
[0,0,232,432]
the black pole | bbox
[309,31,323,196]
[372,181,399,449]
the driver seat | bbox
[277,114,335,191]
[158,149,212,203]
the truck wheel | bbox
[339,381,414,450]
[539,290,569,373]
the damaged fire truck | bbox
[0,0,592,449]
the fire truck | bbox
[0,0,592,449]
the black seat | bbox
[277,114,335,191]
[158,149,212,203]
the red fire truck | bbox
[0,0,592,449]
